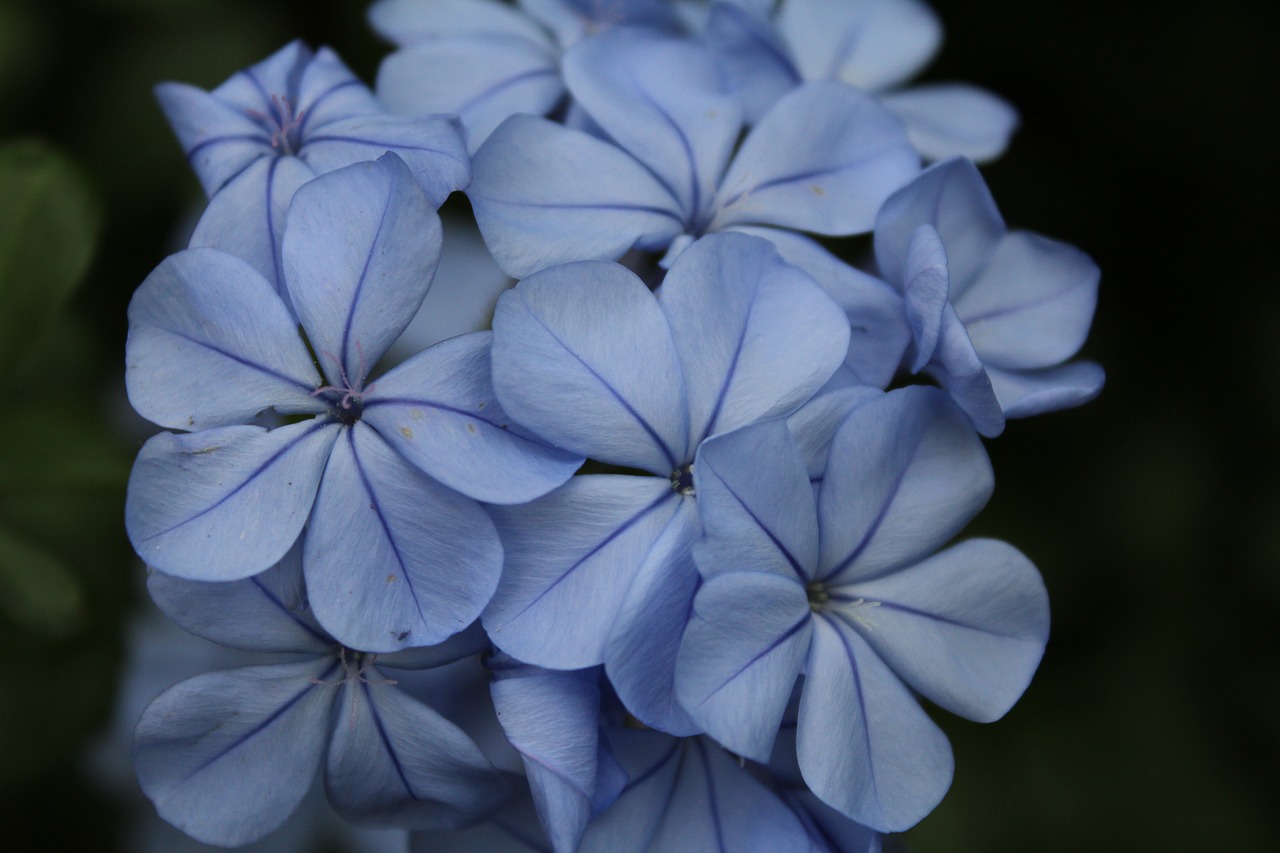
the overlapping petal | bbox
[835,538,1049,722]
[326,676,510,827]
[659,232,850,446]
[491,260,689,472]
[798,617,953,832]
[363,331,582,504]
[284,155,442,384]
[133,658,340,847]
[484,476,683,669]
[881,83,1019,163]
[153,81,273,196]
[125,247,323,431]
[817,386,992,584]
[778,0,941,92]
[304,424,502,653]
[987,361,1106,418]
[126,420,340,581]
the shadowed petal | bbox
[302,114,471,206]
[563,29,740,222]
[835,538,1049,722]
[955,231,1100,371]
[902,223,949,372]
[716,83,918,235]
[370,0,552,45]
[874,157,1004,296]
[125,247,324,431]
[327,676,510,828]
[693,419,818,582]
[660,233,849,445]
[987,361,1106,419]
[927,308,1004,437]
[284,155,442,385]
[703,1,800,123]
[779,0,941,92]
[881,83,1019,163]
[410,783,552,852]
[799,616,952,832]
[305,424,502,653]
[491,261,689,472]
[818,387,991,584]
[154,82,272,197]
[676,570,811,760]
[470,115,683,278]
[786,386,883,480]
[126,420,339,581]
[146,541,332,654]
[363,331,582,504]
[134,657,339,847]
[604,498,701,734]
[483,475,681,669]
[189,155,316,307]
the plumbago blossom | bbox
[122,9,1104,851]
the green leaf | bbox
[0,141,100,371]
[0,526,84,638]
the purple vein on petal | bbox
[249,575,332,645]
[701,463,808,582]
[360,680,423,801]
[157,326,319,394]
[454,67,562,117]
[698,615,807,704]
[819,612,881,808]
[297,80,362,136]
[339,188,395,380]
[818,443,918,583]
[138,419,333,542]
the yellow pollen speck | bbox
[467,423,477,434]
[410,409,423,420]
[400,427,413,439]
[386,574,396,583]
[810,184,825,196]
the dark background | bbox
[0,0,1274,850]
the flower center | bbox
[246,94,306,156]
[670,464,695,496]
[806,580,830,612]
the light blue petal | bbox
[302,114,471,206]
[188,155,316,306]
[146,541,333,654]
[327,676,511,827]
[469,115,684,278]
[927,307,1005,437]
[521,0,681,45]
[693,419,818,581]
[676,570,811,760]
[987,361,1106,419]
[955,231,1100,371]
[903,223,949,372]
[881,83,1019,163]
[377,38,563,153]
[491,261,690,472]
[818,386,992,584]
[154,82,272,197]
[659,232,850,445]
[363,331,582,505]
[835,538,1049,722]
[733,226,908,389]
[715,82,918,235]
[483,475,682,669]
[786,386,883,480]
[778,0,941,92]
[125,247,323,431]
[294,46,382,129]
[304,423,502,653]
[490,664,603,853]
[799,616,952,831]
[702,1,800,123]
[603,498,701,734]
[563,28,741,222]
[126,420,339,580]
[211,41,310,116]
[134,657,339,847]
[284,154,443,384]
[874,157,1004,295]
[370,0,552,45]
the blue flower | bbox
[134,546,510,846]
[874,157,1105,436]
[124,154,581,652]
[468,26,918,278]
[702,0,1020,161]
[157,40,469,301]
[674,388,1050,830]
[481,231,850,731]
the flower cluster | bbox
[125,2,1103,850]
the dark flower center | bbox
[670,464,695,496]
[806,581,829,612]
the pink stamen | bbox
[245,94,306,155]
